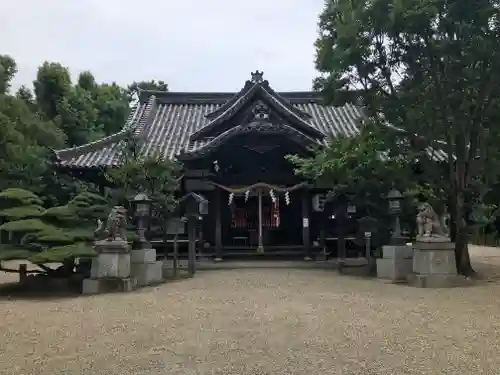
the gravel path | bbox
[1,248,500,374]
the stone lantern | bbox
[387,189,405,245]
[132,192,151,249]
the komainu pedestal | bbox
[82,239,133,294]
[407,237,464,288]
[407,202,465,288]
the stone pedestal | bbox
[130,248,163,287]
[376,245,413,282]
[82,240,133,294]
[407,237,464,288]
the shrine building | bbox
[52,71,407,259]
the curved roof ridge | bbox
[133,95,157,138]
[260,81,311,120]
[181,121,318,160]
[204,80,254,119]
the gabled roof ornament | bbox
[251,70,264,84]
[252,101,270,120]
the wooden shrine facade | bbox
[53,71,371,258]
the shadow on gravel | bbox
[0,281,82,301]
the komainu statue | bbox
[416,203,449,239]
[94,206,128,241]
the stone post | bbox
[407,237,464,288]
[130,246,163,287]
[376,244,413,282]
[82,239,133,294]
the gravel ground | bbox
[1,247,500,374]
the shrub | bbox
[0,189,109,274]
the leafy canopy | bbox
[0,189,109,263]
[314,0,500,274]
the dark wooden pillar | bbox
[336,197,348,272]
[301,190,311,260]
[214,188,223,260]
[319,215,327,260]
[187,215,197,275]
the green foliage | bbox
[127,80,168,101]
[55,86,101,146]
[315,0,500,274]
[0,55,167,208]
[29,244,97,264]
[0,55,170,272]
[0,55,17,95]
[106,140,181,213]
[0,206,45,220]
[0,189,108,266]
[288,124,411,215]
[105,141,181,239]
[0,188,44,206]
[0,218,52,233]
[0,246,32,261]
[33,61,72,120]
[92,83,129,135]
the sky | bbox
[0,0,325,92]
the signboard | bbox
[364,231,372,238]
[166,219,186,235]
[303,218,309,228]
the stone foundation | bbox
[407,273,466,288]
[130,248,163,287]
[376,245,413,282]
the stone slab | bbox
[416,236,452,243]
[412,248,457,275]
[131,261,163,286]
[90,253,131,279]
[376,257,413,281]
[414,241,455,251]
[382,245,413,259]
[94,239,130,253]
[82,277,133,294]
[131,248,157,264]
[407,273,470,288]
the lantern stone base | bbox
[376,245,413,282]
[130,248,163,286]
[82,277,133,294]
[407,238,466,288]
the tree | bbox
[289,124,411,214]
[127,80,168,101]
[0,189,109,274]
[77,71,96,92]
[315,0,500,275]
[0,86,66,194]
[0,55,17,95]
[55,85,101,146]
[33,62,72,120]
[92,83,130,135]
[105,136,181,238]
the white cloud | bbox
[0,0,324,91]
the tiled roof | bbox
[55,94,364,168]
[54,73,446,168]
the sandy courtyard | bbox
[1,247,500,374]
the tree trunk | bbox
[453,190,475,276]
